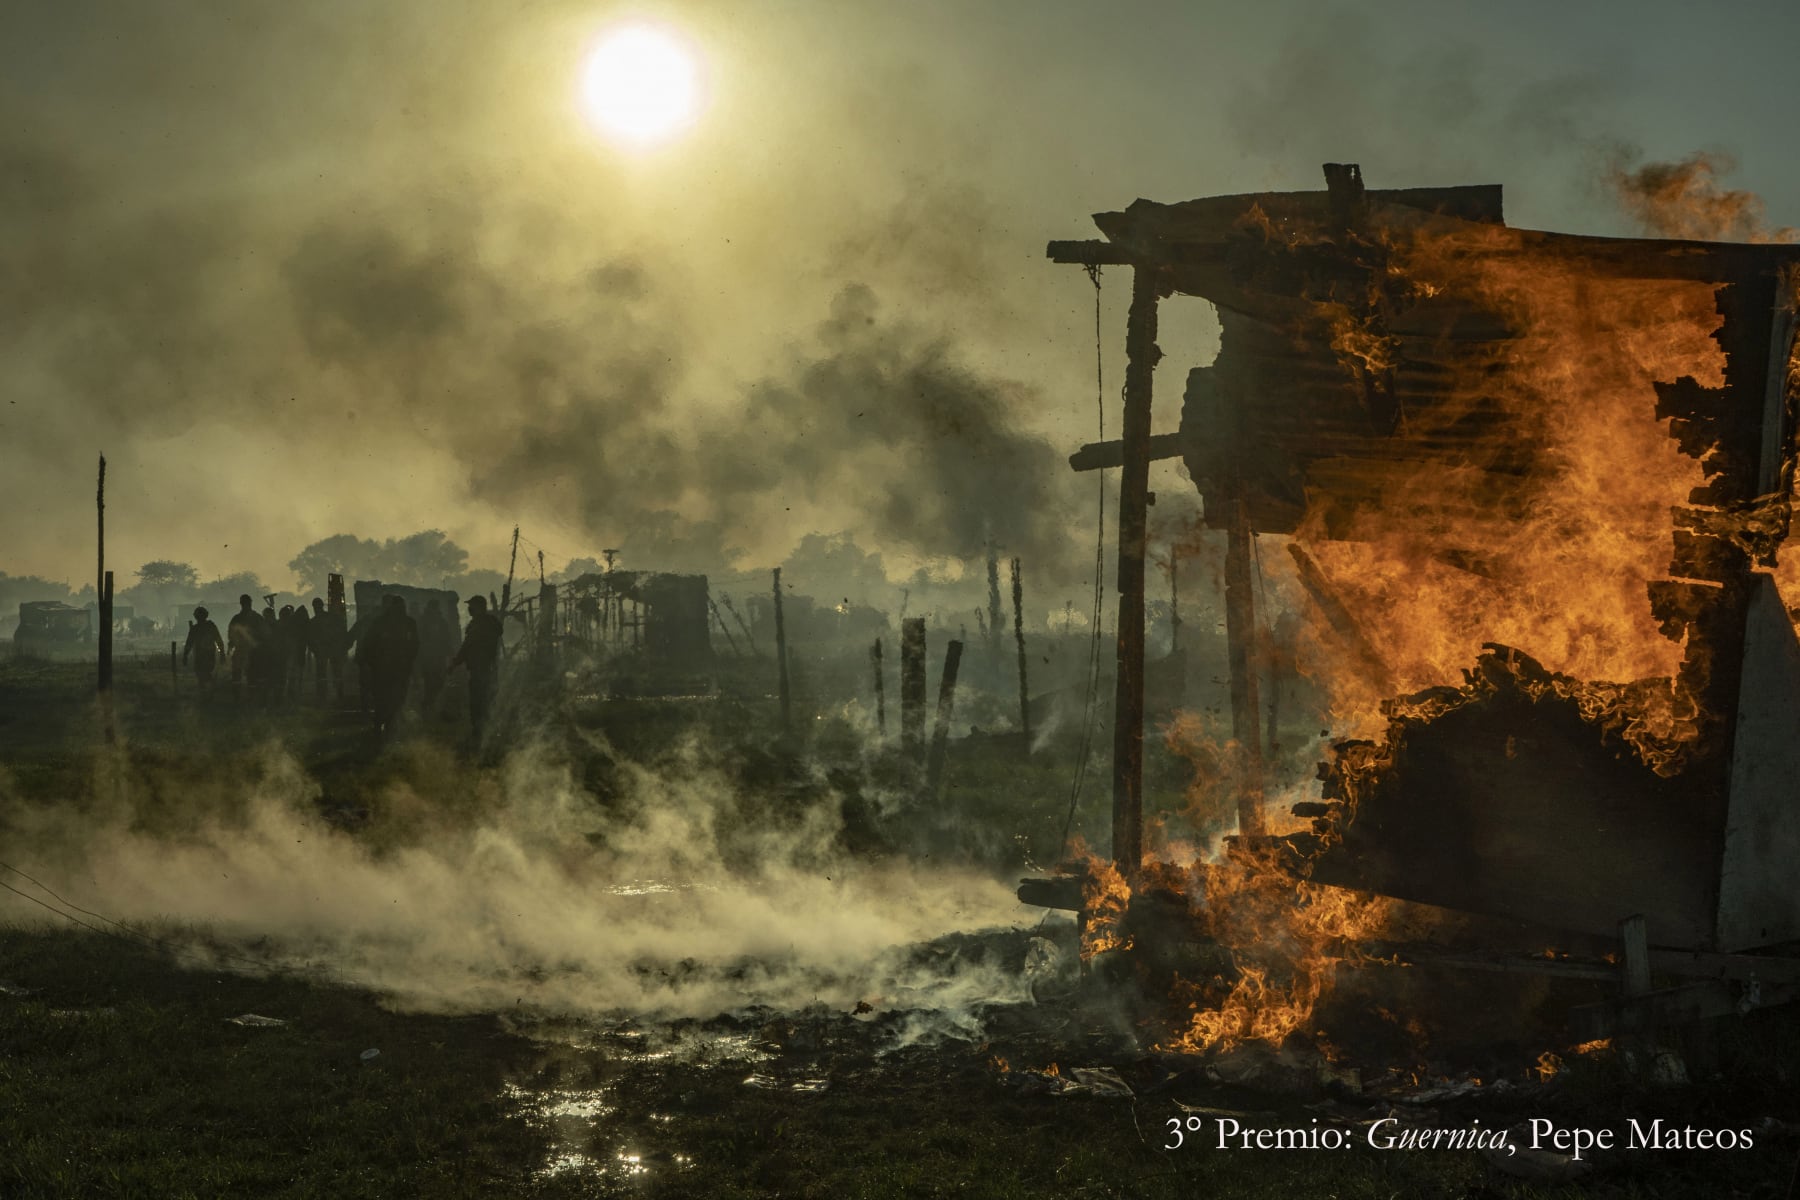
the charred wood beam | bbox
[1069,432,1186,472]
[772,569,791,731]
[1287,543,1397,695]
[1111,267,1165,874]
[1046,240,1230,268]
[1016,875,1087,912]
[1759,274,1798,495]
[1224,497,1265,836]
[926,639,964,796]
[1011,558,1031,756]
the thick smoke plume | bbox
[0,738,1028,1025]
[1608,151,1798,243]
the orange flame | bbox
[1164,847,1395,1054]
[1078,852,1134,960]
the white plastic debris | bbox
[226,1013,286,1028]
[360,1048,381,1063]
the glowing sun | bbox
[578,24,704,148]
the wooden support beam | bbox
[1047,239,1134,265]
[1011,557,1030,756]
[1758,272,1797,495]
[1046,240,1229,268]
[1287,542,1397,696]
[1224,497,1265,836]
[772,568,791,731]
[926,640,964,795]
[1068,432,1186,473]
[1111,267,1163,873]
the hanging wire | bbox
[1059,265,1110,856]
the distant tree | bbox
[120,561,205,625]
[289,530,472,593]
[0,572,76,612]
[199,571,269,602]
[289,534,381,596]
[376,530,468,586]
[133,560,200,592]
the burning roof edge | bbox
[1051,179,1800,291]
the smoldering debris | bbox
[0,738,1033,1025]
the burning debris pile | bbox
[1036,162,1800,1070]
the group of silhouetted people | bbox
[182,591,504,742]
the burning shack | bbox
[1046,165,1800,995]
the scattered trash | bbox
[1064,1067,1133,1098]
[360,1048,381,1063]
[1003,1064,1134,1099]
[227,1013,286,1027]
[742,1073,830,1093]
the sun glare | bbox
[578,23,704,148]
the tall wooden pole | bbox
[772,568,791,731]
[96,456,112,697]
[1010,557,1030,754]
[1110,268,1162,874]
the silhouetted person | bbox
[277,604,308,702]
[249,601,281,703]
[227,595,263,703]
[309,597,347,702]
[292,603,313,699]
[183,606,225,698]
[361,594,419,737]
[450,594,504,742]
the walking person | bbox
[182,606,225,699]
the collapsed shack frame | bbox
[1027,163,1800,1042]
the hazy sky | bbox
[4,0,1796,593]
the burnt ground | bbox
[2,658,1799,1197]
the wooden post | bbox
[1111,268,1162,873]
[1011,557,1030,754]
[96,455,110,695]
[99,571,114,711]
[1224,495,1265,836]
[900,617,927,759]
[772,568,791,731]
[871,637,886,737]
[926,639,964,795]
